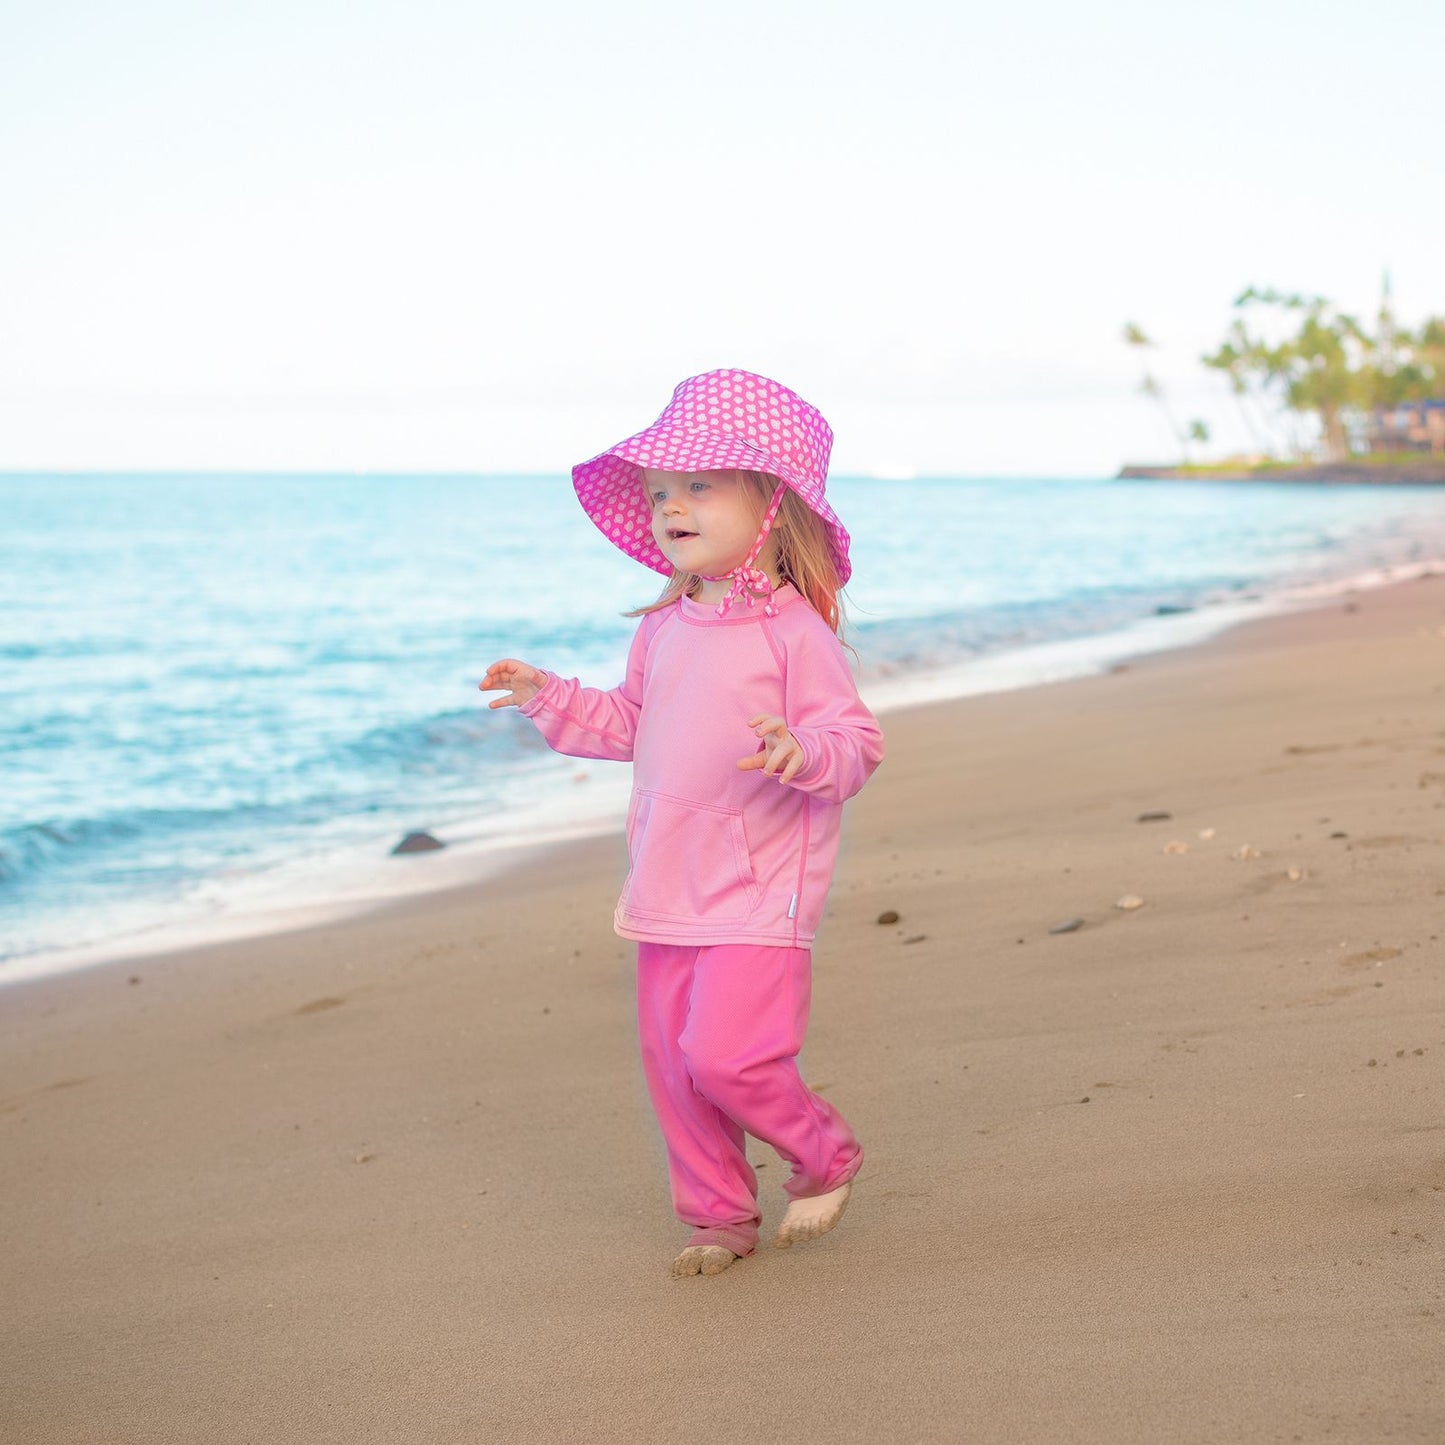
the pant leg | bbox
[635,942,761,1257]
[679,943,863,1204]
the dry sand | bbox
[3,576,1444,1444]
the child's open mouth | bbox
[667,529,698,541]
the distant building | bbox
[1364,399,1445,454]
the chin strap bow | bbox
[699,483,788,619]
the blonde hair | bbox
[624,470,847,638]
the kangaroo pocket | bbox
[621,789,762,922]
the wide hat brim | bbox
[572,424,852,584]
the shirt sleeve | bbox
[780,620,885,803]
[515,614,652,762]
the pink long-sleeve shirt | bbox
[517,582,885,948]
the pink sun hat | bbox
[571,368,851,585]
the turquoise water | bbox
[3,471,1443,976]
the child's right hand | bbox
[479,659,546,709]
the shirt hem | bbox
[614,915,818,948]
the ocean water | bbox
[3,471,1444,982]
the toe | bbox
[700,1248,733,1275]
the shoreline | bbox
[4,568,1443,1441]
[6,550,1443,990]
[1118,459,1445,483]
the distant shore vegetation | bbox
[1123,280,1445,472]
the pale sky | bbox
[2,0,1440,476]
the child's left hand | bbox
[737,714,806,784]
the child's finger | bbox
[736,753,766,771]
[482,660,531,687]
[763,745,793,777]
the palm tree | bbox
[1203,289,1368,463]
[1123,323,1188,457]
[1200,326,1280,455]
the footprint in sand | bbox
[294,996,346,1015]
[1341,947,1403,969]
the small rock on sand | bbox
[1198,827,1216,839]
[1115,894,1145,910]
[876,910,900,925]
[1163,840,1189,854]
[1137,810,1172,822]
[1231,844,1262,860]
[392,831,445,855]
[1049,917,1085,934]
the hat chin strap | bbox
[698,484,788,619]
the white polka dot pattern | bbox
[571,369,851,584]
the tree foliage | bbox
[1200,287,1445,461]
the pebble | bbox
[1198,827,1216,840]
[1287,866,1306,882]
[1137,810,1172,822]
[1163,840,1189,854]
[876,910,900,925]
[1049,918,1085,934]
[1115,894,1145,911]
[1231,844,1262,860]
[392,830,445,855]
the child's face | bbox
[643,469,766,579]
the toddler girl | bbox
[480,369,884,1278]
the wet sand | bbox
[3,574,1444,1443]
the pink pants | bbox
[635,941,863,1258]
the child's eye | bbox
[689,481,709,493]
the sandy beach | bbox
[4,574,1443,1444]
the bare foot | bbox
[773,1180,852,1249]
[671,1245,739,1278]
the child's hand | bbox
[479,659,546,709]
[737,714,806,784]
